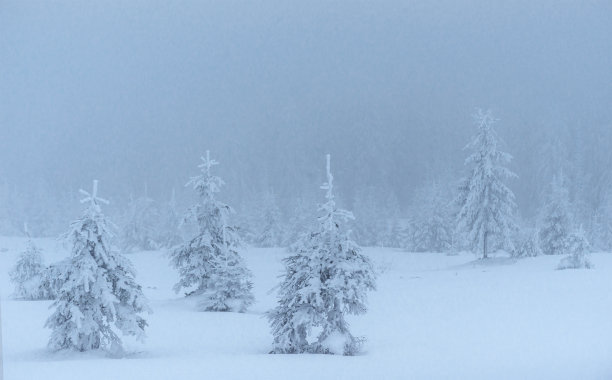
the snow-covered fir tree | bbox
[352,186,385,246]
[254,190,284,247]
[382,218,404,248]
[45,181,150,354]
[234,197,259,244]
[268,154,376,356]
[513,228,542,258]
[170,151,254,312]
[539,173,573,255]
[557,226,592,270]
[0,181,16,235]
[379,191,402,248]
[456,109,518,259]
[586,189,612,252]
[410,180,453,253]
[398,223,414,251]
[158,188,183,249]
[39,258,72,300]
[284,196,317,250]
[591,206,612,252]
[353,186,401,247]
[9,224,49,300]
[120,188,160,252]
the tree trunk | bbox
[483,231,488,259]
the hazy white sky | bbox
[1,0,611,207]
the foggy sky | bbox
[1,0,611,212]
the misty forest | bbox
[1,1,611,379]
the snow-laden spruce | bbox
[591,201,612,252]
[9,224,49,300]
[120,189,160,252]
[382,217,404,249]
[557,226,592,270]
[39,258,72,300]
[456,109,518,259]
[352,186,389,247]
[45,181,150,354]
[409,180,453,253]
[379,191,402,248]
[158,188,183,249]
[255,190,284,248]
[268,154,376,356]
[284,197,316,250]
[170,151,254,312]
[539,173,573,255]
[513,228,542,258]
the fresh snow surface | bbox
[0,237,611,379]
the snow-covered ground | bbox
[1,237,610,380]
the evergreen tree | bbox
[557,226,592,270]
[379,191,403,248]
[39,258,72,300]
[539,173,573,255]
[120,188,160,252]
[456,109,518,259]
[410,180,453,253]
[398,223,414,251]
[45,181,150,354]
[382,218,404,249]
[10,224,48,300]
[234,197,259,244]
[158,188,183,249]
[170,152,254,312]
[284,196,316,250]
[352,186,384,246]
[0,181,16,235]
[254,190,284,247]
[589,193,612,251]
[536,134,572,205]
[268,155,376,356]
[513,228,542,258]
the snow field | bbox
[1,238,611,379]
